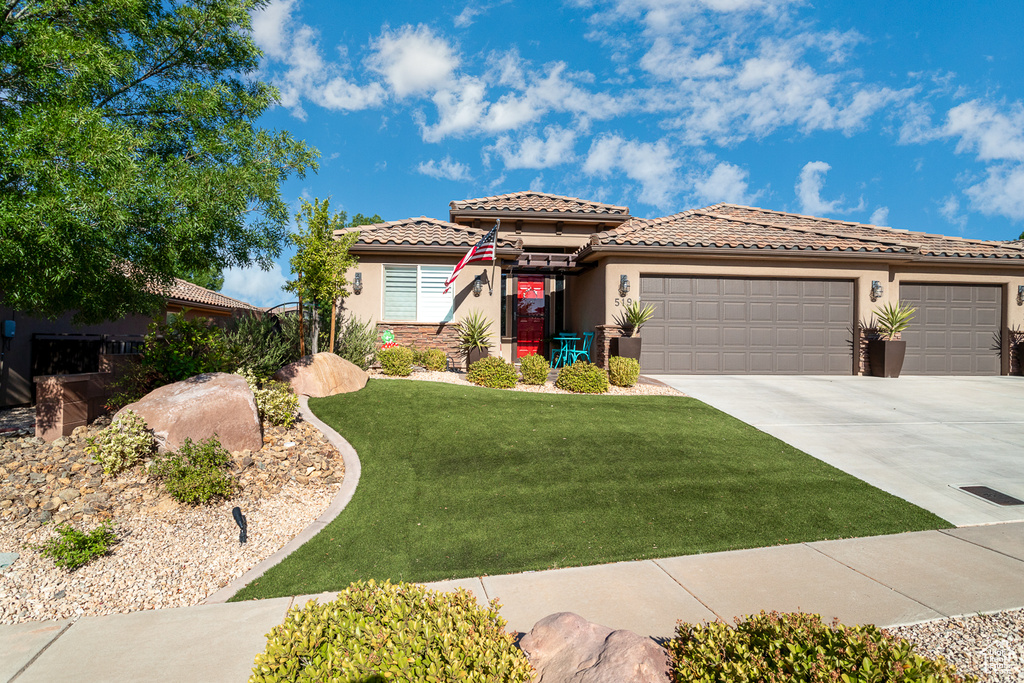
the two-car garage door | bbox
[637,276,1002,375]
[639,276,854,374]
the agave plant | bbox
[455,310,494,351]
[873,301,916,341]
[613,300,656,337]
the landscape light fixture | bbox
[619,274,630,297]
[473,275,483,297]
[232,506,247,545]
[353,272,363,295]
[870,280,883,301]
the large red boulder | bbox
[115,373,262,453]
[519,612,670,683]
[273,352,368,397]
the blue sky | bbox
[221,0,1024,307]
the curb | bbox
[202,395,362,604]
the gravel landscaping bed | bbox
[0,416,344,625]
[371,369,684,396]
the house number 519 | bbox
[613,297,634,307]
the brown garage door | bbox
[638,276,854,374]
[900,283,1001,375]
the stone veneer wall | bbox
[593,325,623,370]
[377,322,466,369]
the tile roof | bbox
[450,191,629,217]
[587,204,1024,260]
[164,278,256,311]
[344,216,520,250]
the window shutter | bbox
[383,266,417,320]
[419,266,454,322]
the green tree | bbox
[0,0,318,324]
[285,198,359,355]
[176,265,225,292]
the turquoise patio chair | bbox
[567,332,594,364]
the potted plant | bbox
[612,300,656,361]
[867,301,916,378]
[455,310,493,367]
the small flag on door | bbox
[444,221,498,293]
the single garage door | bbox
[900,283,1001,375]
[639,276,854,374]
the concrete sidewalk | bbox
[4,522,1024,683]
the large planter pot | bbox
[466,347,489,368]
[868,339,907,378]
[614,336,642,362]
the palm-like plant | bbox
[873,301,916,340]
[455,310,493,352]
[613,300,656,336]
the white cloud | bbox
[939,194,968,229]
[251,0,297,60]
[943,100,1024,162]
[964,164,1024,221]
[795,161,865,215]
[691,161,761,204]
[492,126,577,169]
[869,206,889,225]
[417,156,473,181]
[221,263,289,309]
[367,24,460,98]
[583,134,680,208]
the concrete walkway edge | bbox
[202,395,362,604]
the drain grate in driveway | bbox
[959,486,1024,506]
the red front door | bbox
[516,277,545,358]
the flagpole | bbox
[489,219,499,296]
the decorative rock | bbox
[58,488,80,502]
[115,373,263,453]
[520,612,671,683]
[273,352,368,397]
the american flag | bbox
[444,221,498,293]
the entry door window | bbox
[516,277,545,358]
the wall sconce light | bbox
[870,280,883,301]
[473,275,483,297]
[619,274,630,297]
[1018,284,1024,306]
[353,272,363,295]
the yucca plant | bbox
[873,301,916,340]
[455,310,494,352]
[613,300,656,336]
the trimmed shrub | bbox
[249,580,533,683]
[414,347,448,371]
[668,611,973,683]
[556,361,609,394]
[467,356,518,389]
[85,409,155,474]
[608,356,640,387]
[379,345,414,376]
[519,353,549,385]
[150,437,233,505]
[34,522,117,571]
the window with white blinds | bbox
[383,265,454,322]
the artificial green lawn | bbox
[232,379,949,601]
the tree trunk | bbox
[329,297,338,354]
[310,300,319,355]
[298,295,305,357]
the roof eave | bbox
[449,209,630,224]
[575,244,921,262]
[350,243,523,256]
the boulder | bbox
[273,352,368,397]
[519,612,670,683]
[115,373,262,453]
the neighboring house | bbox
[339,191,1024,376]
[0,279,255,407]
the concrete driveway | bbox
[650,375,1024,526]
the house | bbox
[0,278,256,407]
[339,191,1024,376]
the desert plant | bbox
[467,356,519,388]
[379,345,414,376]
[872,301,917,340]
[608,356,640,387]
[249,580,533,683]
[225,313,291,381]
[519,353,550,385]
[149,437,233,505]
[241,372,299,428]
[414,347,448,371]
[335,314,378,370]
[556,361,609,394]
[33,522,117,571]
[85,409,155,474]
[456,310,494,353]
[668,611,973,683]
[613,300,656,336]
